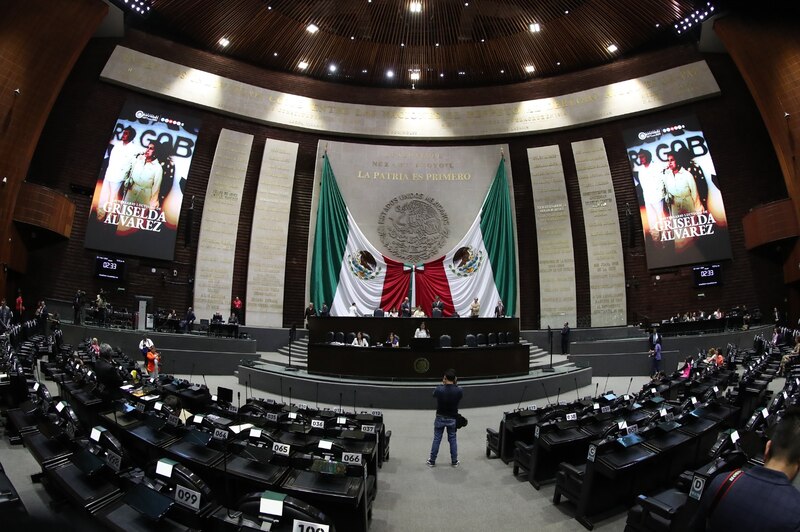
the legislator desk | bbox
[308,343,529,379]
[308,316,526,379]
[209,322,239,338]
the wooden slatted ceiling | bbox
[137,0,699,89]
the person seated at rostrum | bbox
[387,307,399,318]
[211,311,224,324]
[228,312,239,325]
[412,306,426,318]
[415,321,430,338]
[352,331,369,347]
[385,332,400,347]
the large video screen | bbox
[85,98,201,261]
[624,115,731,270]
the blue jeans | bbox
[429,415,457,464]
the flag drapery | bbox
[310,155,516,317]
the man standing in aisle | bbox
[561,322,570,354]
[427,368,463,468]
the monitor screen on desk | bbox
[616,433,644,448]
[124,482,174,521]
[310,458,347,476]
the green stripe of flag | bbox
[479,157,517,316]
[310,155,349,309]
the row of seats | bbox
[3,333,392,532]
[485,341,761,530]
[625,339,789,532]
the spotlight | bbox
[306,24,319,34]
[529,23,541,33]
[218,37,230,47]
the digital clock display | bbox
[692,264,721,287]
[95,255,126,281]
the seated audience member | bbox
[163,394,192,423]
[385,332,400,347]
[212,311,224,324]
[228,312,239,325]
[387,307,399,318]
[352,331,369,347]
[412,306,426,318]
[679,356,693,379]
[780,336,800,376]
[772,325,783,346]
[415,321,431,338]
[95,343,124,400]
[689,407,800,531]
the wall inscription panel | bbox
[528,145,577,328]
[193,129,253,320]
[246,139,299,327]
[101,46,721,140]
[572,138,627,327]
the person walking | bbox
[427,368,463,467]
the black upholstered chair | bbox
[345,332,356,345]
[487,332,497,345]
[477,333,487,346]
[325,331,334,343]
[439,334,451,348]
[465,334,477,348]
[431,308,442,318]
[334,331,345,343]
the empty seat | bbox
[325,331,334,343]
[334,331,345,343]
[431,308,442,318]
[439,335,451,348]
[363,333,371,345]
[465,334,477,348]
[497,331,506,344]
[488,332,497,345]
[477,333,487,346]
[345,332,356,345]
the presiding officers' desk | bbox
[308,317,528,379]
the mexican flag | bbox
[310,155,516,318]
[416,158,517,317]
[310,155,409,316]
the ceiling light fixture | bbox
[525,65,535,73]
[440,73,444,78]
[329,64,337,73]
[387,70,394,78]
[564,9,569,14]
[529,23,541,33]
[273,52,278,57]
[298,61,309,70]
[607,44,618,53]
[409,1,422,13]
[673,2,714,35]
[306,24,319,34]
[218,37,230,47]
[410,70,421,81]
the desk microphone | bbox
[603,373,610,395]
[353,390,357,414]
[516,385,529,410]
[626,377,633,396]
[555,387,561,405]
[316,383,320,409]
[279,377,284,404]
[594,383,599,400]
[574,378,581,401]
[289,386,293,407]
[541,383,551,405]
[237,391,241,421]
